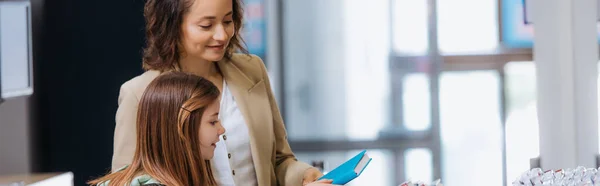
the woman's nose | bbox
[213,25,228,41]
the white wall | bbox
[0,97,31,174]
[533,0,599,169]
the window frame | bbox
[272,0,534,185]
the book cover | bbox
[318,150,372,185]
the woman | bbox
[111,0,330,185]
[91,72,226,186]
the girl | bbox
[90,72,225,186]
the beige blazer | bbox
[111,54,312,186]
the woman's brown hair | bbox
[88,72,220,186]
[142,0,248,71]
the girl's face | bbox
[199,99,225,160]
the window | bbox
[503,62,539,185]
[405,148,433,182]
[279,0,527,185]
[403,73,431,131]
[437,0,498,54]
[439,71,504,186]
[393,0,428,55]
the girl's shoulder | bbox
[97,166,163,186]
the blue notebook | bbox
[318,150,372,185]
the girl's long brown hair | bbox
[89,72,220,186]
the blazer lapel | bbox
[217,60,274,186]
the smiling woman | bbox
[108,0,330,185]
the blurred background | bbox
[0,0,596,185]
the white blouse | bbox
[211,80,258,186]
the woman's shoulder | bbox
[119,70,161,98]
[229,53,262,63]
[227,53,267,77]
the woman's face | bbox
[199,99,225,160]
[181,0,235,62]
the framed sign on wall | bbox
[501,0,600,48]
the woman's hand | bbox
[302,168,324,185]
[305,179,340,186]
